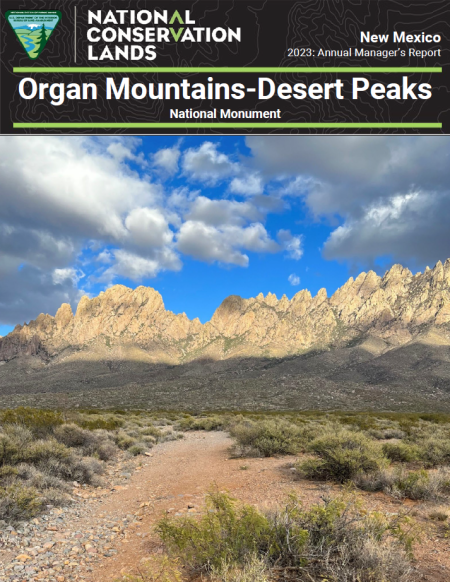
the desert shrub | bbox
[0,483,43,521]
[141,435,156,445]
[210,555,270,582]
[0,464,19,481]
[158,490,414,582]
[0,435,71,467]
[14,463,67,491]
[0,407,63,437]
[42,454,103,485]
[128,443,148,456]
[139,425,162,437]
[297,431,388,482]
[96,441,118,461]
[54,423,90,447]
[339,414,379,431]
[382,442,420,463]
[429,510,448,521]
[158,490,273,573]
[391,469,450,500]
[54,423,118,460]
[2,424,34,446]
[230,419,302,457]
[77,415,124,431]
[116,555,183,582]
[115,431,138,450]
[176,415,228,432]
[355,467,450,501]
[415,437,450,467]
[383,428,406,439]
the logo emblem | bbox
[6,10,61,60]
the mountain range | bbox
[1,260,450,412]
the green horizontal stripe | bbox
[14,122,442,129]
[13,67,442,74]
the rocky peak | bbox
[1,259,450,363]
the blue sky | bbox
[1,135,450,336]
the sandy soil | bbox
[78,431,450,582]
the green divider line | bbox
[14,122,442,129]
[13,67,442,74]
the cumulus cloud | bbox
[182,141,238,184]
[186,196,263,227]
[0,264,84,326]
[100,249,181,282]
[152,146,180,174]
[0,137,180,322]
[323,191,450,265]
[288,273,300,286]
[278,230,304,260]
[229,173,263,196]
[52,267,85,285]
[177,221,278,267]
[125,207,174,248]
[246,136,450,266]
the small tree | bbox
[36,24,47,55]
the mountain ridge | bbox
[1,259,450,365]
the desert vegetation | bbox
[5,408,450,580]
[110,410,450,582]
[123,489,415,582]
[0,407,183,522]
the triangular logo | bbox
[6,10,61,60]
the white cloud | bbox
[182,141,238,184]
[125,207,174,248]
[101,248,181,282]
[323,191,450,264]
[0,137,180,322]
[52,267,85,285]
[288,273,300,286]
[152,146,180,174]
[96,249,113,264]
[186,196,262,227]
[229,173,263,196]
[246,136,450,266]
[177,221,278,267]
[278,230,304,260]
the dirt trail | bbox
[82,431,450,582]
[85,431,295,581]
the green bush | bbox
[355,467,450,501]
[115,431,138,450]
[416,437,450,467]
[158,490,414,582]
[176,415,228,432]
[0,435,71,467]
[78,415,124,431]
[0,483,43,521]
[0,407,64,437]
[382,442,420,463]
[230,419,302,457]
[158,491,273,573]
[298,431,388,482]
[128,443,148,456]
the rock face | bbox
[1,260,450,365]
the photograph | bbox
[1,135,450,582]
[1,0,449,580]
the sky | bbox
[1,135,450,336]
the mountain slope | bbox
[1,260,450,411]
